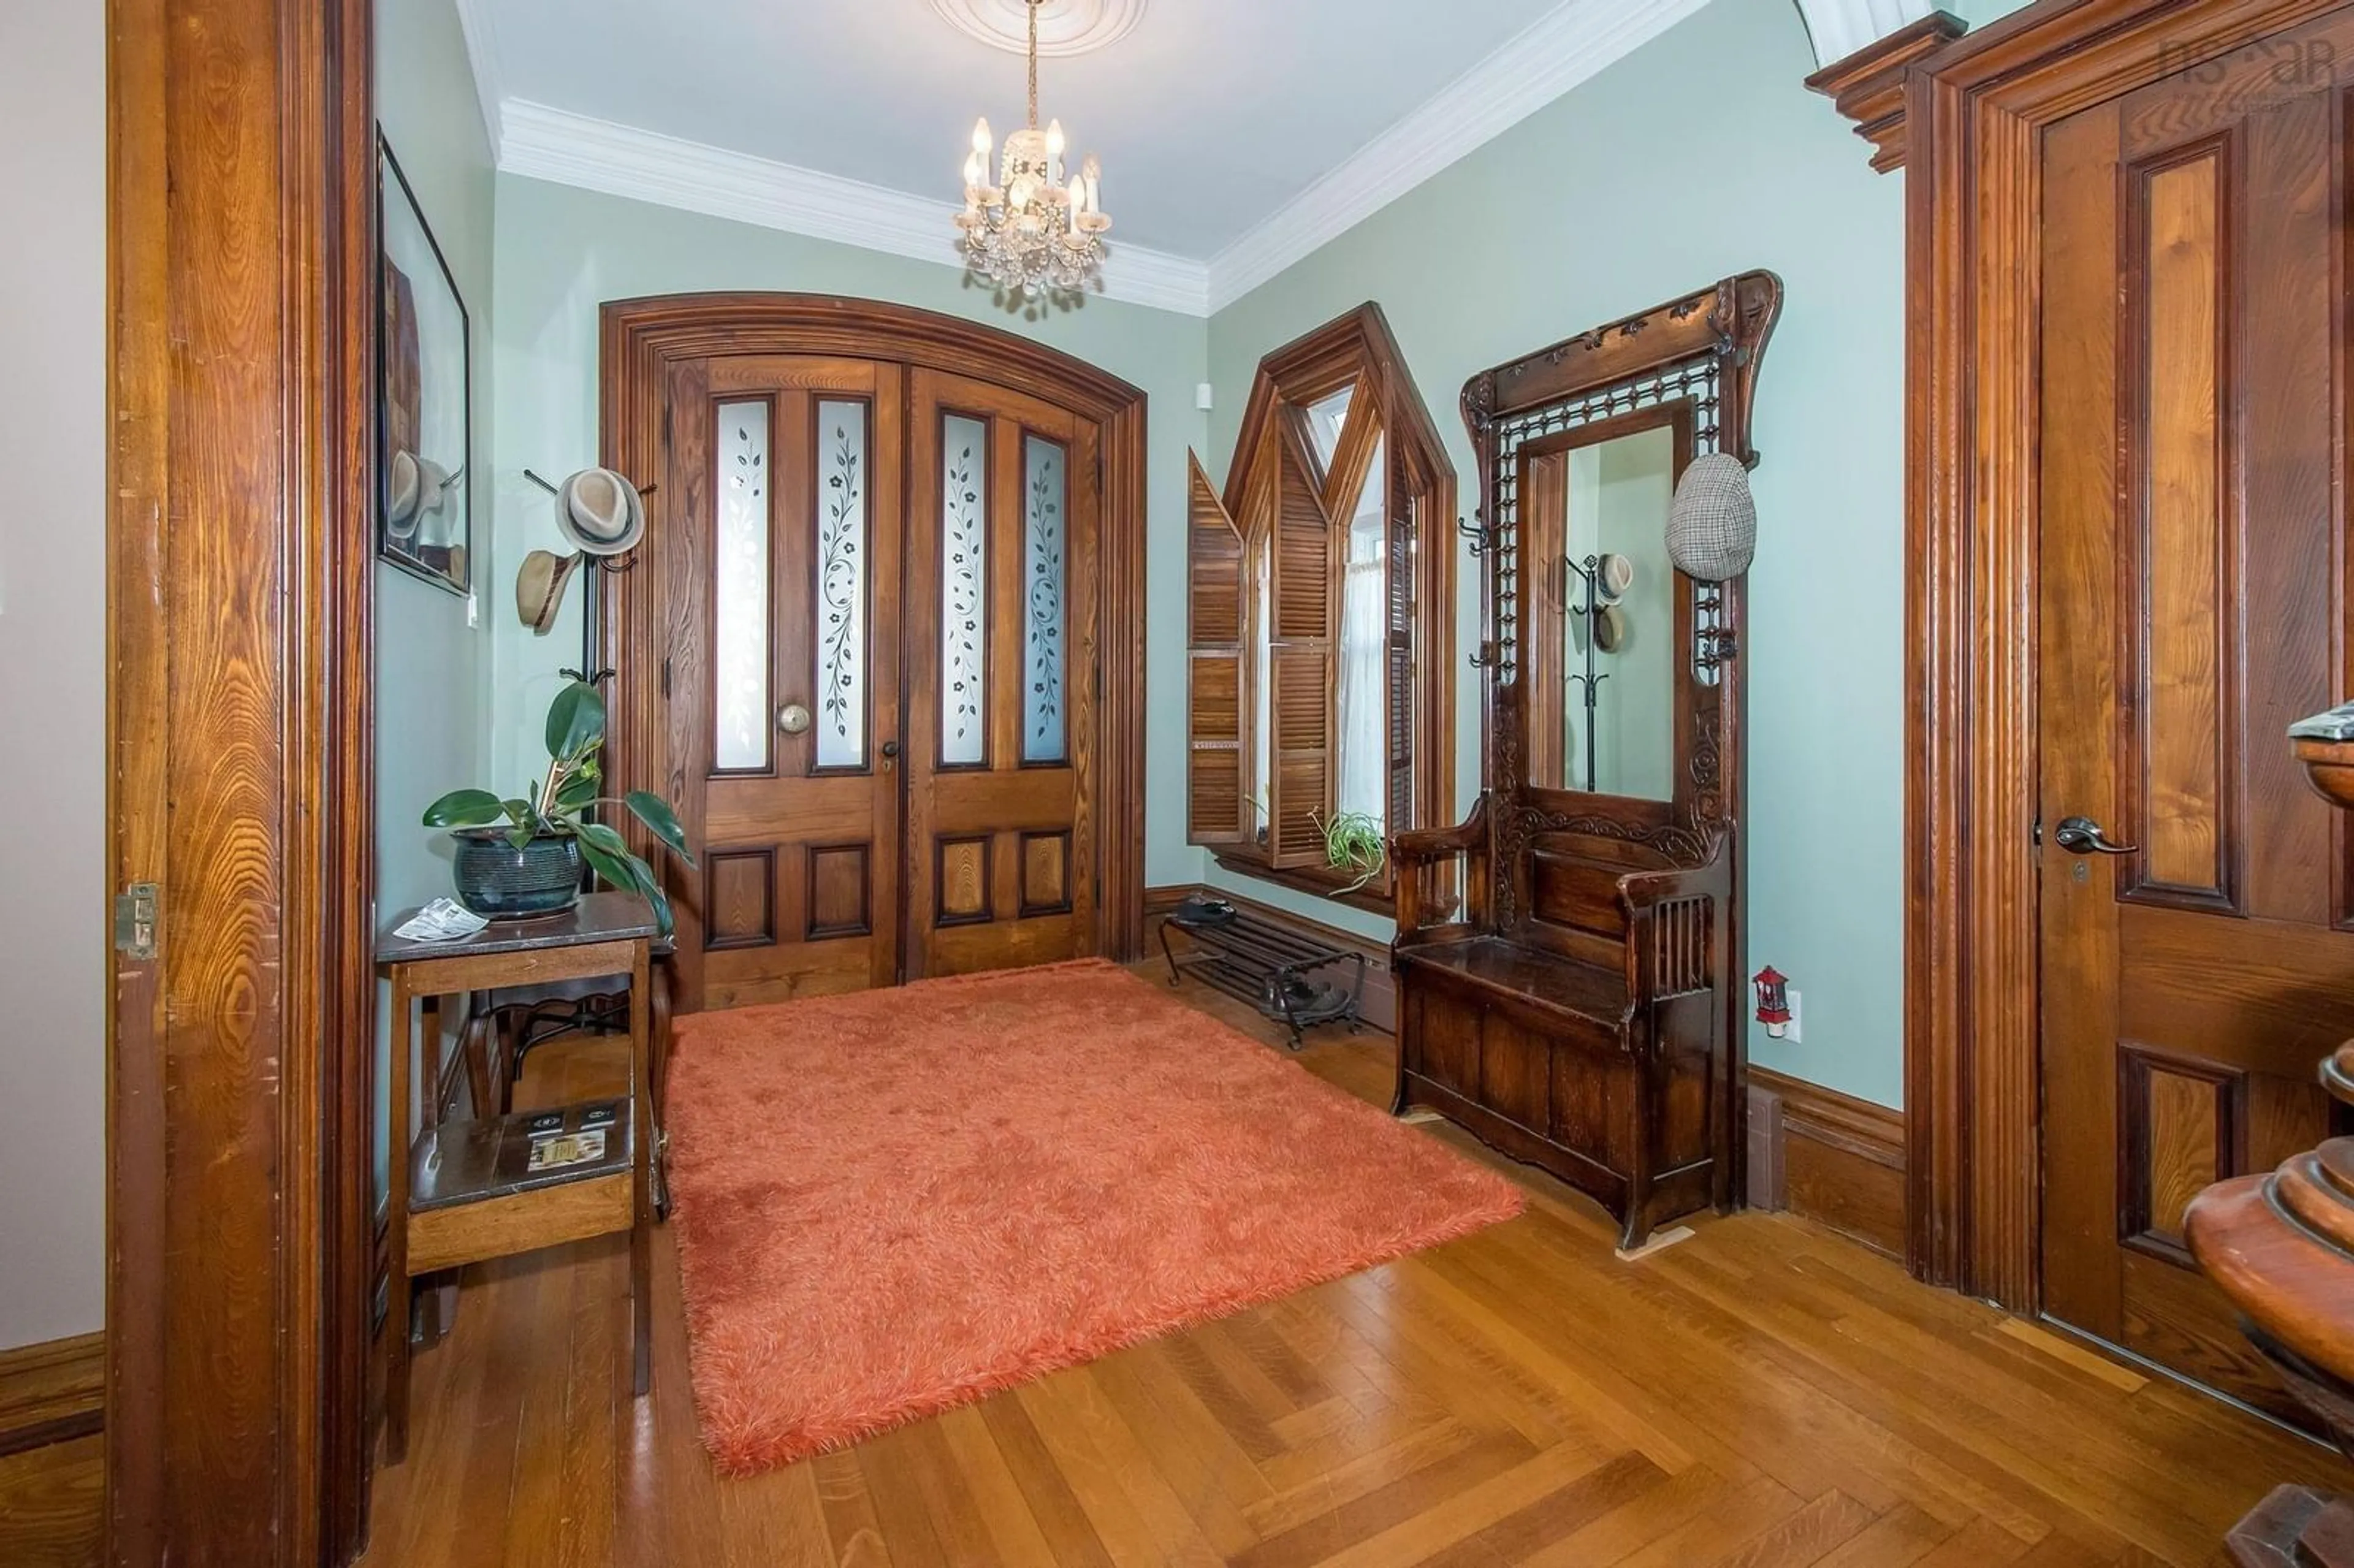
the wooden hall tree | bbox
[109,0,377,1563]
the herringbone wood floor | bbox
[353,967,2347,1567]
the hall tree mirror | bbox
[1518,406,1688,797]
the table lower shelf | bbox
[406,1099,635,1276]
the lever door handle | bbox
[2053,815,2138,856]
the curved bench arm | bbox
[1392,794,1490,943]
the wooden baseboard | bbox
[1748,1068,1906,1258]
[0,1332,104,1458]
[1144,883,1396,1033]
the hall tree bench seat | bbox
[1391,800,1734,1249]
[375,891,658,1463]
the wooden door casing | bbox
[2036,6,2354,1423]
[601,298,1146,1012]
[905,368,1100,978]
[664,356,905,1011]
[1900,0,2354,1310]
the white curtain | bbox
[1335,443,1387,829]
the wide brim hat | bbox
[555,468,646,557]
[386,449,422,538]
[1596,552,1636,601]
[515,548,583,636]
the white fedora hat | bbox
[555,468,646,557]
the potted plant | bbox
[422,680,695,932]
[1311,809,1386,896]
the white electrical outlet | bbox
[1784,987,1803,1044]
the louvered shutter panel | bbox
[1186,453,1249,845]
[1387,443,1417,840]
[1267,426,1336,869]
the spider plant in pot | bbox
[1311,809,1387,896]
[422,680,695,932]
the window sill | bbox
[1209,853,1395,919]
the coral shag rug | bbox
[664,958,1523,1475]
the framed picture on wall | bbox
[376,133,471,595]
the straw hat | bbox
[514,549,583,635]
[554,468,646,557]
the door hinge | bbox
[115,882,159,960]
[661,656,672,699]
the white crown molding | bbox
[1791,0,1937,67]
[473,0,1720,320]
[497,101,1213,316]
[1202,0,1718,313]
[451,0,506,159]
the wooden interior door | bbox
[2038,7,2354,1423]
[904,368,1100,976]
[666,355,905,1011]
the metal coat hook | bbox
[524,466,659,500]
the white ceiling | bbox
[476,0,1563,257]
[454,0,1900,313]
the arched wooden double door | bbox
[600,296,1147,1013]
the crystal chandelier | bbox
[956,0,1111,300]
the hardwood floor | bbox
[344,965,2342,1566]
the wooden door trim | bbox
[1905,0,2345,1307]
[601,294,1151,968]
[107,0,377,1561]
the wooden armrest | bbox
[1616,830,1732,911]
[1391,795,1490,866]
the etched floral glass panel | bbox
[941,415,989,766]
[814,400,869,769]
[1022,435,1067,764]
[713,400,771,772]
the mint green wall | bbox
[1204,0,1916,1105]
[376,0,497,1194]
[486,175,1209,889]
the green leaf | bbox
[544,681,606,762]
[576,834,674,938]
[576,820,630,858]
[552,769,600,813]
[623,791,695,867]
[575,834,634,895]
[422,789,505,828]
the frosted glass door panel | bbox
[941,414,989,767]
[1023,435,1068,764]
[714,399,772,773]
[815,400,870,769]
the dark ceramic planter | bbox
[451,829,582,921]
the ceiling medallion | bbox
[928,0,1146,58]
[955,0,1112,302]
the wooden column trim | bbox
[1902,0,2344,1309]
[106,0,375,1561]
[1804,10,1968,173]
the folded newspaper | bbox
[393,897,489,943]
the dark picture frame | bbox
[375,132,472,594]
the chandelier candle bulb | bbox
[953,0,1112,299]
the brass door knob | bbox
[778,702,812,735]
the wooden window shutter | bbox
[1186,452,1248,845]
[1267,424,1336,868]
[1386,442,1417,840]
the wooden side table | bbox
[376,891,659,1464]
